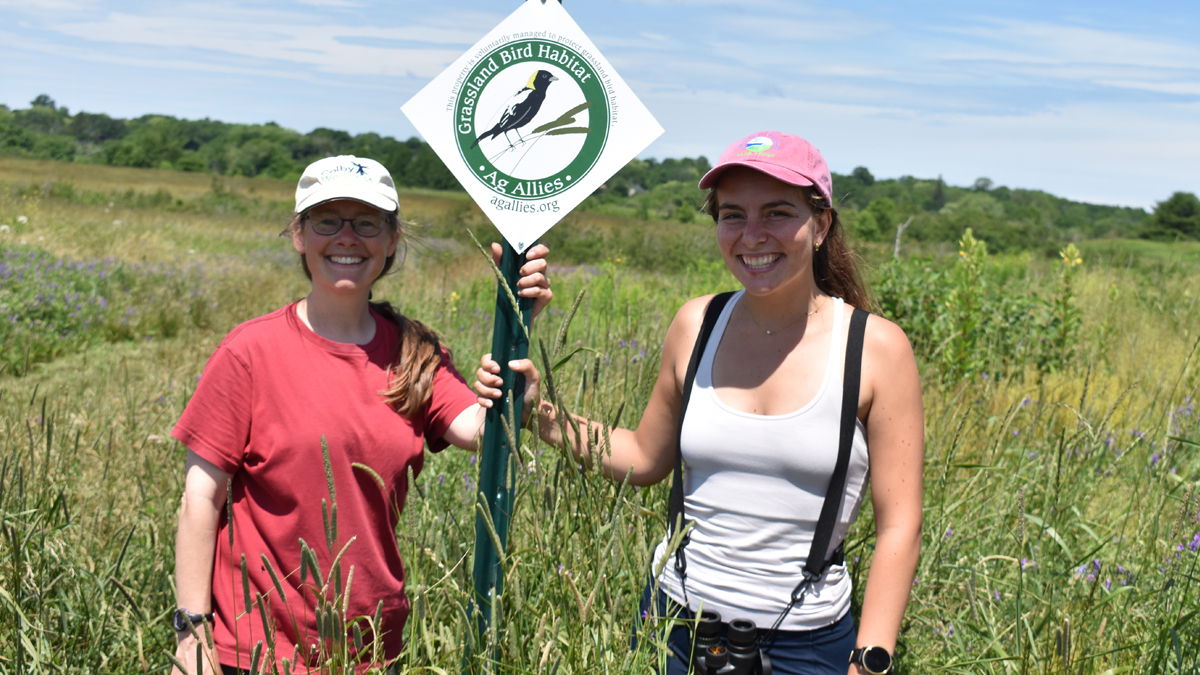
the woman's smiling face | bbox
[714,166,831,299]
[292,199,399,297]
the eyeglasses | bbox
[305,211,385,237]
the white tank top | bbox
[652,292,870,631]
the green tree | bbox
[852,166,875,187]
[1143,192,1200,241]
[68,113,127,144]
[859,197,900,242]
[926,175,946,210]
[13,106,65,134]
[32,134,76,162]
[103,118,185,168]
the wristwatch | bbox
[172,608,215,633]
[850,646,894,674]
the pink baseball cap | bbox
[698,131,833,206]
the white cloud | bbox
[944,19,1200,71]
[295,0,365,7]
[45,9,475,78]
[0,0,96,9]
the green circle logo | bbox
[455,39,610,201]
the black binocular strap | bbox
[667,295,870,625]
[805,306,868,579]
[669,291,735,594]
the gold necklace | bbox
[744,298,824,335]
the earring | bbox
[814,241,822,252]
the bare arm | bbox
[476,296,714,487]
[850,316,924,672]
[441,357,541,451]
[171,451,230,675]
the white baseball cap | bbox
[295,155,399,213]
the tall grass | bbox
[0,165,1197,673]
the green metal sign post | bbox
[401,0,661,669]
[468,239,532,669]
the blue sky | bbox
[1,0,1197,208]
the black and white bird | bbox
[471,70,558,149]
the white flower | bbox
[0,225,9,233]
[112,219,122,226]
[17,215,28,224]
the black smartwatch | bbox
[850,646,894,674]
[172,608,214,633]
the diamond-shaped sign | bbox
[401,0,663,254]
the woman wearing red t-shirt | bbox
[169,156,551,674]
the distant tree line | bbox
[827,167,1170,251]
[3,95,1197,246]
[0,94,459,190]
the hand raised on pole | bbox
[491,242,552,318]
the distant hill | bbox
[4,95,1195,249]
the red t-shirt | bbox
[172,302,476,671]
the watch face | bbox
[172,610,189,632]
[863,646,892,673]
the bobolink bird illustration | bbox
[471,70,558,149]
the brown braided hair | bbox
[288,209,447,419]
[702,183,871,310]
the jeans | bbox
[635,581,857,675]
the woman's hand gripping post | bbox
[492,242,553,319]
[441,243,550,451]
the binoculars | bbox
[690,610,771,675]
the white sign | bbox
[401,0,664,254]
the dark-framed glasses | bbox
[305,211,385,237]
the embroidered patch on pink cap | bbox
[698,132,833,206]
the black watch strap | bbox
[172,608,214,632]
[850,646,894,674]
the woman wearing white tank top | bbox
[476,132,924,675]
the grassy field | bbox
[0,157,1198,674]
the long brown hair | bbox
[288,209,446,419]
[703,183,871,310]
